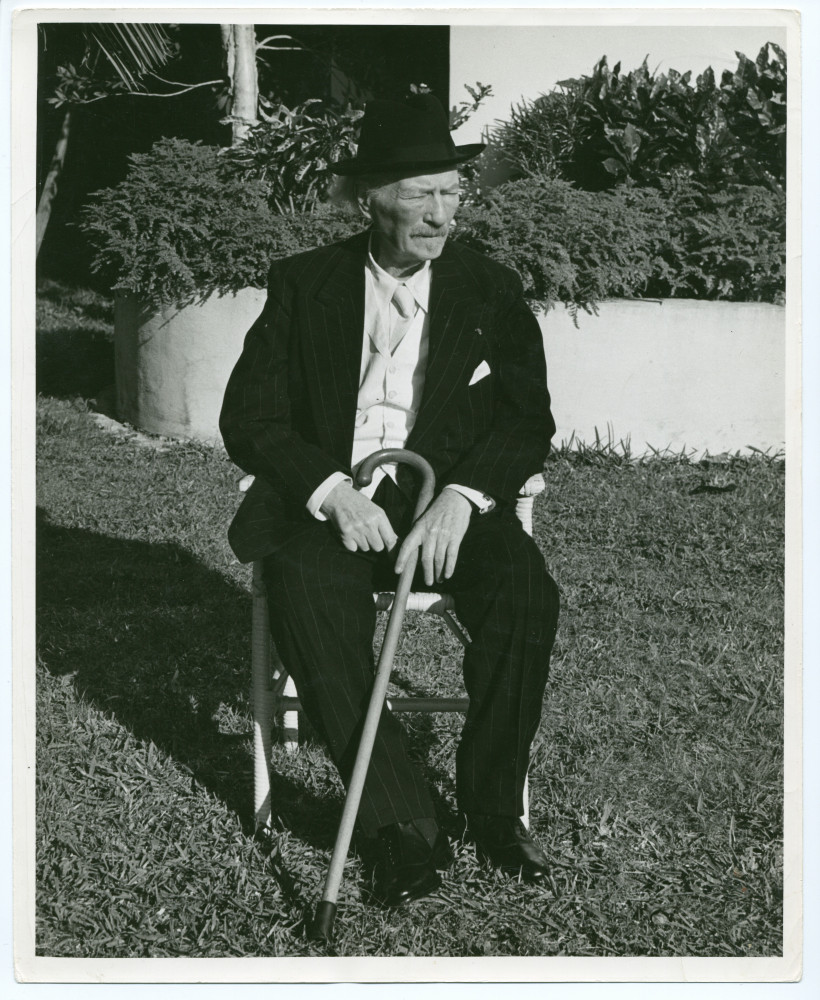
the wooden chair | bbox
[242,473,546,832]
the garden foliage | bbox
[455,178,668,313]
[650,178,786,302]
[221,99,363,213]
[79,138,365,307]
[81,142,785,311]
[457,176,784,311]
[492,44,786,193]
[80,45,787,311]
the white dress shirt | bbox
[306,243,495,519]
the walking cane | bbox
[308,448,436,943]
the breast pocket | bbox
[468,358,492,387]
[465,358,494,434]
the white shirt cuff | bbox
[307,472,353,521]
[444,483,495,514]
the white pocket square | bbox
[469,360,491,386]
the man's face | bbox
[361,169,461,273]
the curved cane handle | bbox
[354,448,436,522]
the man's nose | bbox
[424,195,449,227]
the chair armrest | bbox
[519,474,546,499]
[515,474,545,536]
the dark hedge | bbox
[80,137,785,312]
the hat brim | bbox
[328,143,486,176]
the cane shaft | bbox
[313,547,419,909]
[309,451,435,941]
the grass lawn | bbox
[35,282,785,958]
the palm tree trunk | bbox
[220,24,258,145]
[36,108,71,258]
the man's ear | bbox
[356,188,372,222]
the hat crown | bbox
[358,93,456,163]
[329,92,485,176]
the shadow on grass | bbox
[37,512,337,846]
[37,329,114,400]
[36,511,460,852]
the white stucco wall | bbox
[115,289,268,441]
[540,299,784,456]
[114,293,784,458]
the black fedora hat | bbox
[329,92,485,176]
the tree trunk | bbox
[220,24,258,145]
[36,108,72,258]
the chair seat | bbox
[374,591,455,614]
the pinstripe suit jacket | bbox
[220,229,555,564]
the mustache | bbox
[413,226,449,237]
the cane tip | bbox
[307,901,337,942]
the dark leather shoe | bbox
[464,814,550,884]
[371,820,450,907]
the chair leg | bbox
[281,674,299,753]
[439,609,470,647]
[252,562,274,831]
[522,771,530,830]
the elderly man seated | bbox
[220,92,560,906]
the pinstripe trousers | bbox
[261,478,560,837]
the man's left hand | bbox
[394,489,472,586]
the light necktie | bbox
[390,282,416,352]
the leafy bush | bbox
[79,138,365,307]
[81,137,785,311]
[492,44,786,193]
[455,177,671,313]
[652,178,786,303]
[456,175,785,309]
[221,99,363,213]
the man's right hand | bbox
[320,482,398,553]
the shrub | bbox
[221,100,363,213]
[455,174,785,309]
[79,138,365,308]
[455,177,672,313]
[651,179,786,303]
[492,44,786,193]
[80,138,785,311]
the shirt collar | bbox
[366,234,431,313]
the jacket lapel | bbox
[308,231,369,465]
[406,244,487,450]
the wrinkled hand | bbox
[394,489,472,586]
[320,481,398,553]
